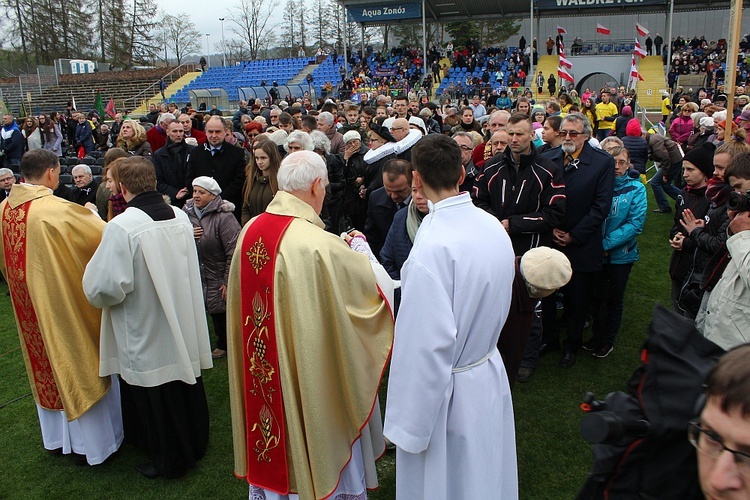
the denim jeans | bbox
[596,129,611,142]
[591,263,634,346]
[649,161,682,210]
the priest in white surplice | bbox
[384,134,519,499]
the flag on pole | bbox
[105,98,116,119]
[557,26,567,35]
[629,55,644,87]
[0,98,9,116]
[559,55,573,69]
[636,23,649,37]
[94,91,106,117]
[71,95,77,111]
[634,39,647,58]
[596,24,611,35]
[558,66,574,83]
[19,99,28,118]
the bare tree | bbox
[127,0,158,65]
[225,39,250,65]
[228,0,278,60]
[160,13,201,66]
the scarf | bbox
[166,139,185,155]
[405,199,426,242]
[705,176,731,206]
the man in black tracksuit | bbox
[472,112,565,382]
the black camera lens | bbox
[727,190,750,212]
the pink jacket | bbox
[669,115,694,145]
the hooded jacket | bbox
[1,120,23,162]
[603,173,647,264]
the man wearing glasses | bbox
[690,344,750,498]
[543,113,613,368]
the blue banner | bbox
[346,2,422,23]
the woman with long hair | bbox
[581,97,598,135]
[103,157,129,220]
[39,113,63,156]
[22,116,43,151]
[240,138,280,225]
[116,119,152,157]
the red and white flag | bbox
[634,39,647,58]
[559,55,573,69]
[105,98,116,119]
[629,56,644,85]
[557,26,567,35]
[596,24,611,35]
[558,66,574,83]
[636,23,649,37]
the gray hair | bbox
[0,167,14,178]
[158,112,176,126]
[71,164,92,175]
[267,129,288,146]
[310,130,331,154]
[562,113,592,138]
[599,136,624,153]
[452,131,475,147]
[277,151,329,192]
[317,111,334,126]
[284,130,314,152]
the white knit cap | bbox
[343,130,361,143]
[520,247,572,296]
[192,176,221,196]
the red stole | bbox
[240,212,294,493]
[2,201,63,410]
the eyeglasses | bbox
[560,130,583,138]
[458,145,473,151]
[688,421,750,477]
[615,160,629,167]
[391,127,404,132]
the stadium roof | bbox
[339,0,739,24]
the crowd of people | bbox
[3,37,750,498]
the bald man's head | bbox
[391,118,410,141]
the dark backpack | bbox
[577,305,724,499]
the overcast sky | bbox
[158,0,288,54]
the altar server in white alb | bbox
[384,134,518,499]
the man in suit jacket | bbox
[543,113,614,368]
[186,116,246,220]
[0,168,15,201]
[364,159,412,260]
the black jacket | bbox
[545,142,615,272]
[68,179,100,206]
[186,141,247,219]
[364,186,407,260]
[153,140,193,207]
[473,145,565,256]
[622,135,649,174]
[669,185,710,282]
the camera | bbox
[727,189,750,212]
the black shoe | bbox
[135,462,162,479]
[594,343,614,358]
[581,338,597,351]
[653,207,671,213]
[73,453,88,466]
[540,342,560,356]
[517,367,535,383]
[559,352,576,368]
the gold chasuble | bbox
[0,184,109,421]
[227,191,393,499]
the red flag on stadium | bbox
[558,66,574,83]
[105,98,116,119]
[596,24,611,35]
[557,26,567,35]
[636,23,649,37]
[559,55,573,69]
[634,39,647,58]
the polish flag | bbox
[559,55,573,69]
[558,66,574,83]
[596,24,611,35]
[557,26,567,35]
[634,39,647,58]
[630,56,644,85]
[636,23,649,37]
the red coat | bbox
[146,125,167,152]
[186,128,206,145]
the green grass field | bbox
[0,188,676,499]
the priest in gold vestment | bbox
[226,150,394,499]
[0,149,123,465]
